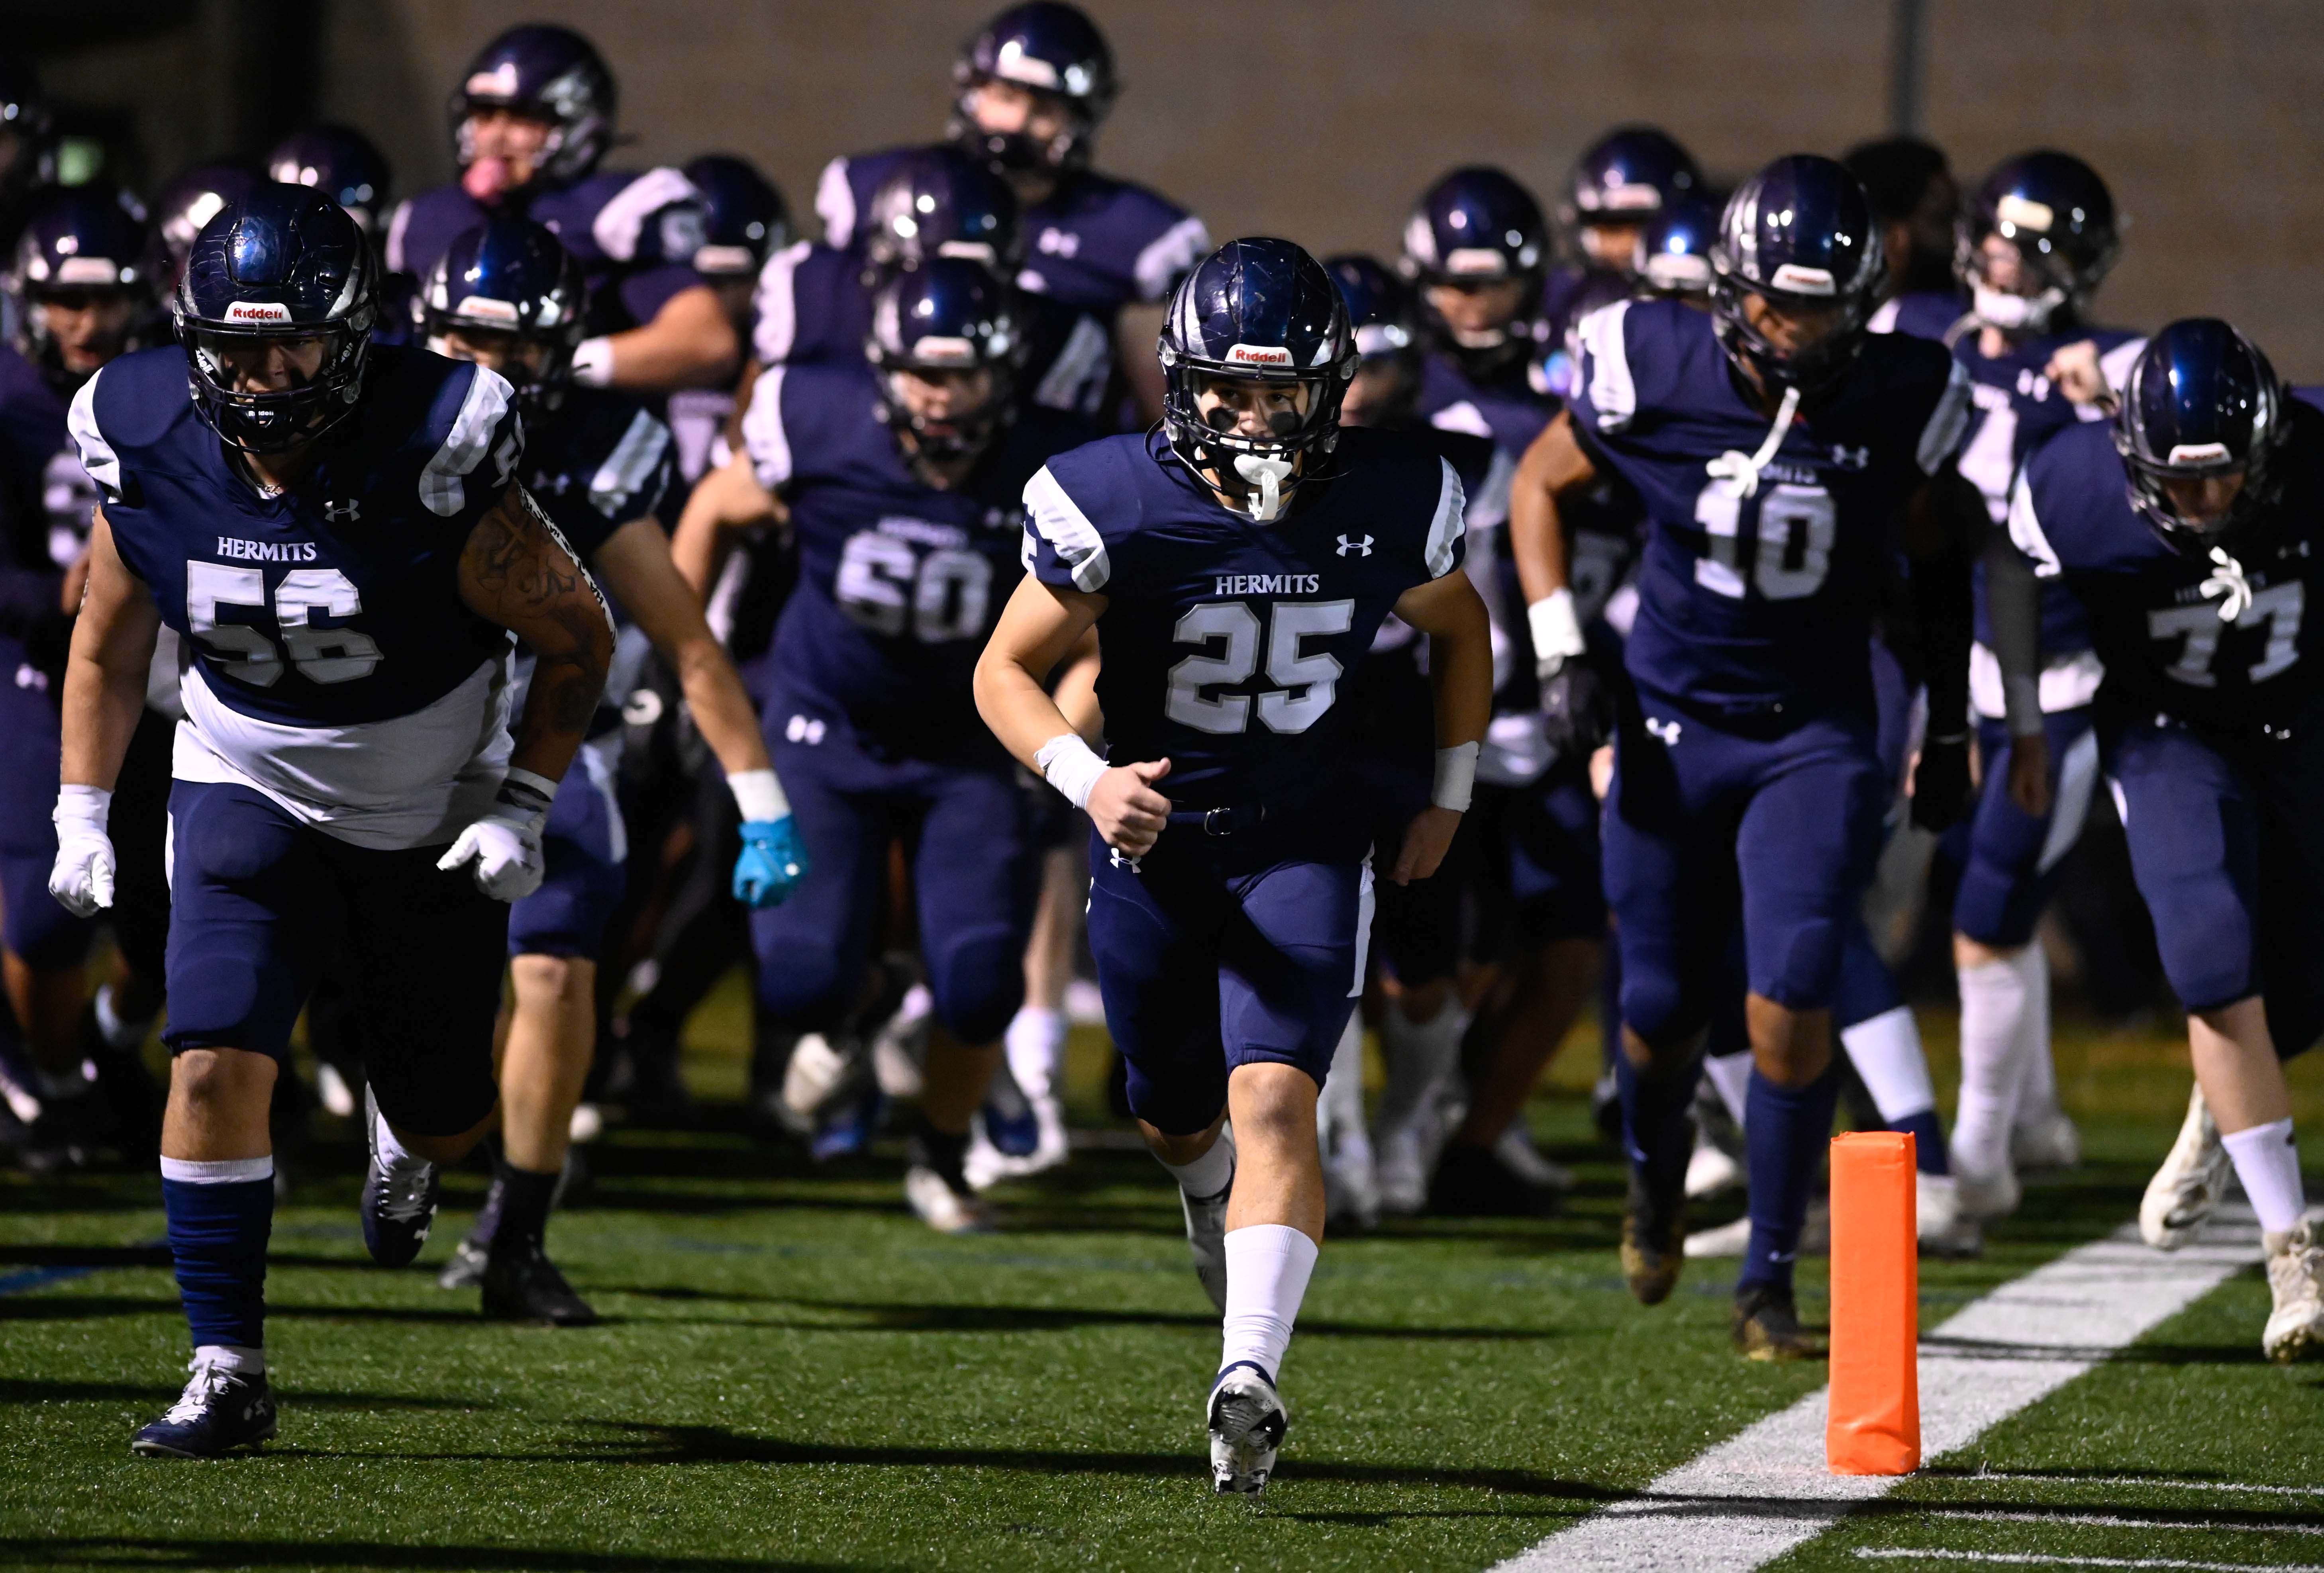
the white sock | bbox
[1316,1015,1365,1156]
[1158,1127,1235,1201]
[373,1105,424,1169]
[1841,1006,1938,1124]
[1703,1052,1753,1130]
[2222,1118,2305,1236]
[194,1342,265,1376]
[1372,994,1465,1136]
[1219,1223,1319,1383]
[2012,947,2060,1124]
[1004,1006,1067,1102]
[1954,948,2040,1174]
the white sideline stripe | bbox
[1489,1208,2261,1573]
[1924,1508,2324,1536]
[1962,1472,2324,1500]
[1855,1551,2324,1571]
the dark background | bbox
[12,0,2324,372]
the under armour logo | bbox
[1336,534,1374,557]
[1829,445,1871,470]
[324,498,360,524]
[1108,846,1142,873]
[1645,716,1683,746]
[783,714,828,746]
[14,663,45,693]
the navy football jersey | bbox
[521,387,675,558]
[388,169,709,337]
[818,149,1208,319]
[0,346,82,646]
[1024,426,1466,856]
[1867,289,1969,344]
[73,344,527,848]
[2010,397,2324,736]
[742,360,1096,761]
[1570,296,1971,717]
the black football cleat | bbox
[1620,1168,1688,1306]
[360,1085,438,1268]
[437,1236,488,1290]
[1733,1281,1822,1361]
[131,1362,276,1457]
[1428,1139,1563,1218]
[481,1241,599,1327]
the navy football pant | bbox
[2105,717,2324,1058]
[1951,709,2101,949]
[1087,831,1369,1136]
[750,725,1036,1046]
[1465,762,1607,960]
[164,781,506,1136]
[0,634,95,969]
[1356,744,1462,987]
[507,739,628,960]
[1605,697,1889,1048]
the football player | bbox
[0,59,53,248]
[669,153,788,480]
[978,238,1492,1492]
[1844,135,1962,325]
[816,2,1208,423]
[415,219,802,1324]
[1509,156,2048,1357]
[1400,167,1559,456]
[0,186,165,1165]
[49,186,612,1455]
[387,24,735,394]
[2008,319,2324,1360]
[268,124,409,349]
[674,256,1096,1231]
[1545,127,1707,361]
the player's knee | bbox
[924,924,1025,1047]
[2150,884,2255,1013]
[1620,966,1701,1052]
[751,930,853,1027]
[510,951,590,1007]
[1123,1060,1225,1139]
[1226,1060,1320,1154]
[169,1046,277,1112]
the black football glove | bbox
[1538,654,1615,757]
[1909,733,1974,831]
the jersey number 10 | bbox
[1692,482,1836,601]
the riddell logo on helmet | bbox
[224,302,293,324]
[467,63,522,98]
[1769,263,1836,296]
[1223,344,1294,367]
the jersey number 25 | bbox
[1165,599,1353,735]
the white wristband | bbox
[1035,733,1107,810]
[1431,741,1479,813]
[1527,589,1586,663]
[728,767,790,823]
[571,336,616,388]
[54,783,112,835]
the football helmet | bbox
[151,162,265,280]
[418,217,588,423]
[865,255,1024,464]
[1957,151,2120,335]
[6,185,157,384]
[0,57,55,210]
[174,184,378,454]
[862,146,1022,279]
[1710,155,1884,396]
[1324,252,1419,426]
[1159,237,1358,521]
[1634,193,1720,301]
[450,24,617,186]
[1400,167,1548,376]
[947,2,1117,175]
[1565,126,1703,241]
[267,124,394,236]
[684,154,790,277]
[2113,318,2287,553]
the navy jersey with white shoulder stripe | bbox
[520,387,675,557]
[1570,296,1971,717]
[1023,427,1464,855]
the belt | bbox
[1164,802,1269,839]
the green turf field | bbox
[2,978,2321,1572]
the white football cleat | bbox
[1372,1121,1430,1215]
[781,1032,859,1122]
[2011,1108,2082,1171]
[1208,1363,1288,1496]
[1953,1159,2022,1222]
[2263,1218,2324,1363]
[1916,1171,1983,1258]
[870,985,931,1100]
[2140,1083,2230,1251]
[1181,1126,1235,1314]
[1494,1123,1575,1192]
[904,1165,991,1235]
[1683,1215,1750,1258]
[1685,1135,1745,1200]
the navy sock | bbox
[1740,1064,1841,1295]
[160,1158,275,1350]
[1887,1108,1949,1176]
[1614,1048,1698,1201]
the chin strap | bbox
[1704,382,1801,500]
[1972,282,2066,335]
[1233,453,1296,522]
[2201,545,2255,622]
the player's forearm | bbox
[460,487,616,782]
[1982,529,2046,739]
[59,637,150,793]
[1908,537,1974,743]
[592,285,740,393]
[1509,465,1572,603]
[975,646,1081,773]
[671,630,772,777]
[1426,606,1494,751]
[672,457,775,596]
[1115,304,1168,425]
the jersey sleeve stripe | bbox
[593,167,701,264]
[814,156,856,248]
[419,365,516,518]
[1466,445,1518,535]
[740,366,791,491]
[384,198,414,276]
[1579,300,1636,432]
[1032,313,1112,411]
[1918,356,1976,474]
[2098,336,2149,405]
[588,409,673,518]
[751,239,810,364]
[66,369,120,499]
[1425,456,1467,579]
[1023,465,1112,592]
[2006,467,2063,578]
[1132,215,1212,303]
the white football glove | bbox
[437,768,555,903]
[49,784,117,918]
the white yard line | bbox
[1489,1208,2261,1573]
[1854,1551,2324,1571]
[1921,1508,2324,1536]
[1958,1471,2324,1500]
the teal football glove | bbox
[733,817,806,908]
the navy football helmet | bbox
[684,155,789,277]
[0,58,55,207]
[948,2,1117,175]
[865,255,1024,463]
[1324,253,1419,427]
[174,185,379,454]
[451,24,617,185]
[6,186,157,383]
[268,124,394,236]
[151,162,265,279]
[419,217,588,423]
[1957,151,2120,335]
[1710,155,1885,396]
[2113,318,2287,553]
[1566,127,1702,242]
[1160,238,1358,521]
[1400,167,1548,376]
[861,147,1022,279]
[1634,193,1720,300]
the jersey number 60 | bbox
[1165,599,1354,735]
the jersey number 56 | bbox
[185,560,382,687]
